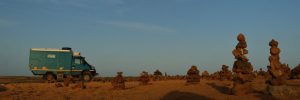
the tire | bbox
[82,71,92,82]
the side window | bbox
[74,59,81,64]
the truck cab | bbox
[72,55,97,80]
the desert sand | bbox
[1,77,300,100]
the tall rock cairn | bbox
[266,39,297,97]
[232,33,253,80]
[231,33,254,95]
[267,39,289,85]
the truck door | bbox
[72,57,83,75]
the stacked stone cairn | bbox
[266,39,296,97]
[139,71,150,85]
[153,69,163,81]
[219,65,233,81]
[211,71,220,80]
[111,72,126,89]
[291,64,300,79]
[186,65,200,84]
[267,39,291,85]
[231,33,254,95]
[201,70,210,80]
[257,68,269,79]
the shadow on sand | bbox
[206,82,283,99]
[0,85,7,92]
[206,83,231,95]
[160,90,213,100]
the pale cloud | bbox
[97,20,177,33]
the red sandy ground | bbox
[0,78,300,100]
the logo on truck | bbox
[47,54,56,58]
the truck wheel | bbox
[46,73,54,83]
[82,71,92,82]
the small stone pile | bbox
[54,75,86,89]
[64,75,74,87]
[291,64,300,79]
[139,71,150,85]
[219,65,232,81]
[55,83,64,87]
[186,65,200,84]
[231,33,254,95]
[210,71,220,80]
[256,68,269,79]
[201,70,210,80]
[153,69,163,81]
[111,72,126,89]
[72,81,86,89]
[257,68,265,76]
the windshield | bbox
[82,59,95,69]
[74,56,95,69]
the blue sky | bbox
[0,0,300,76]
